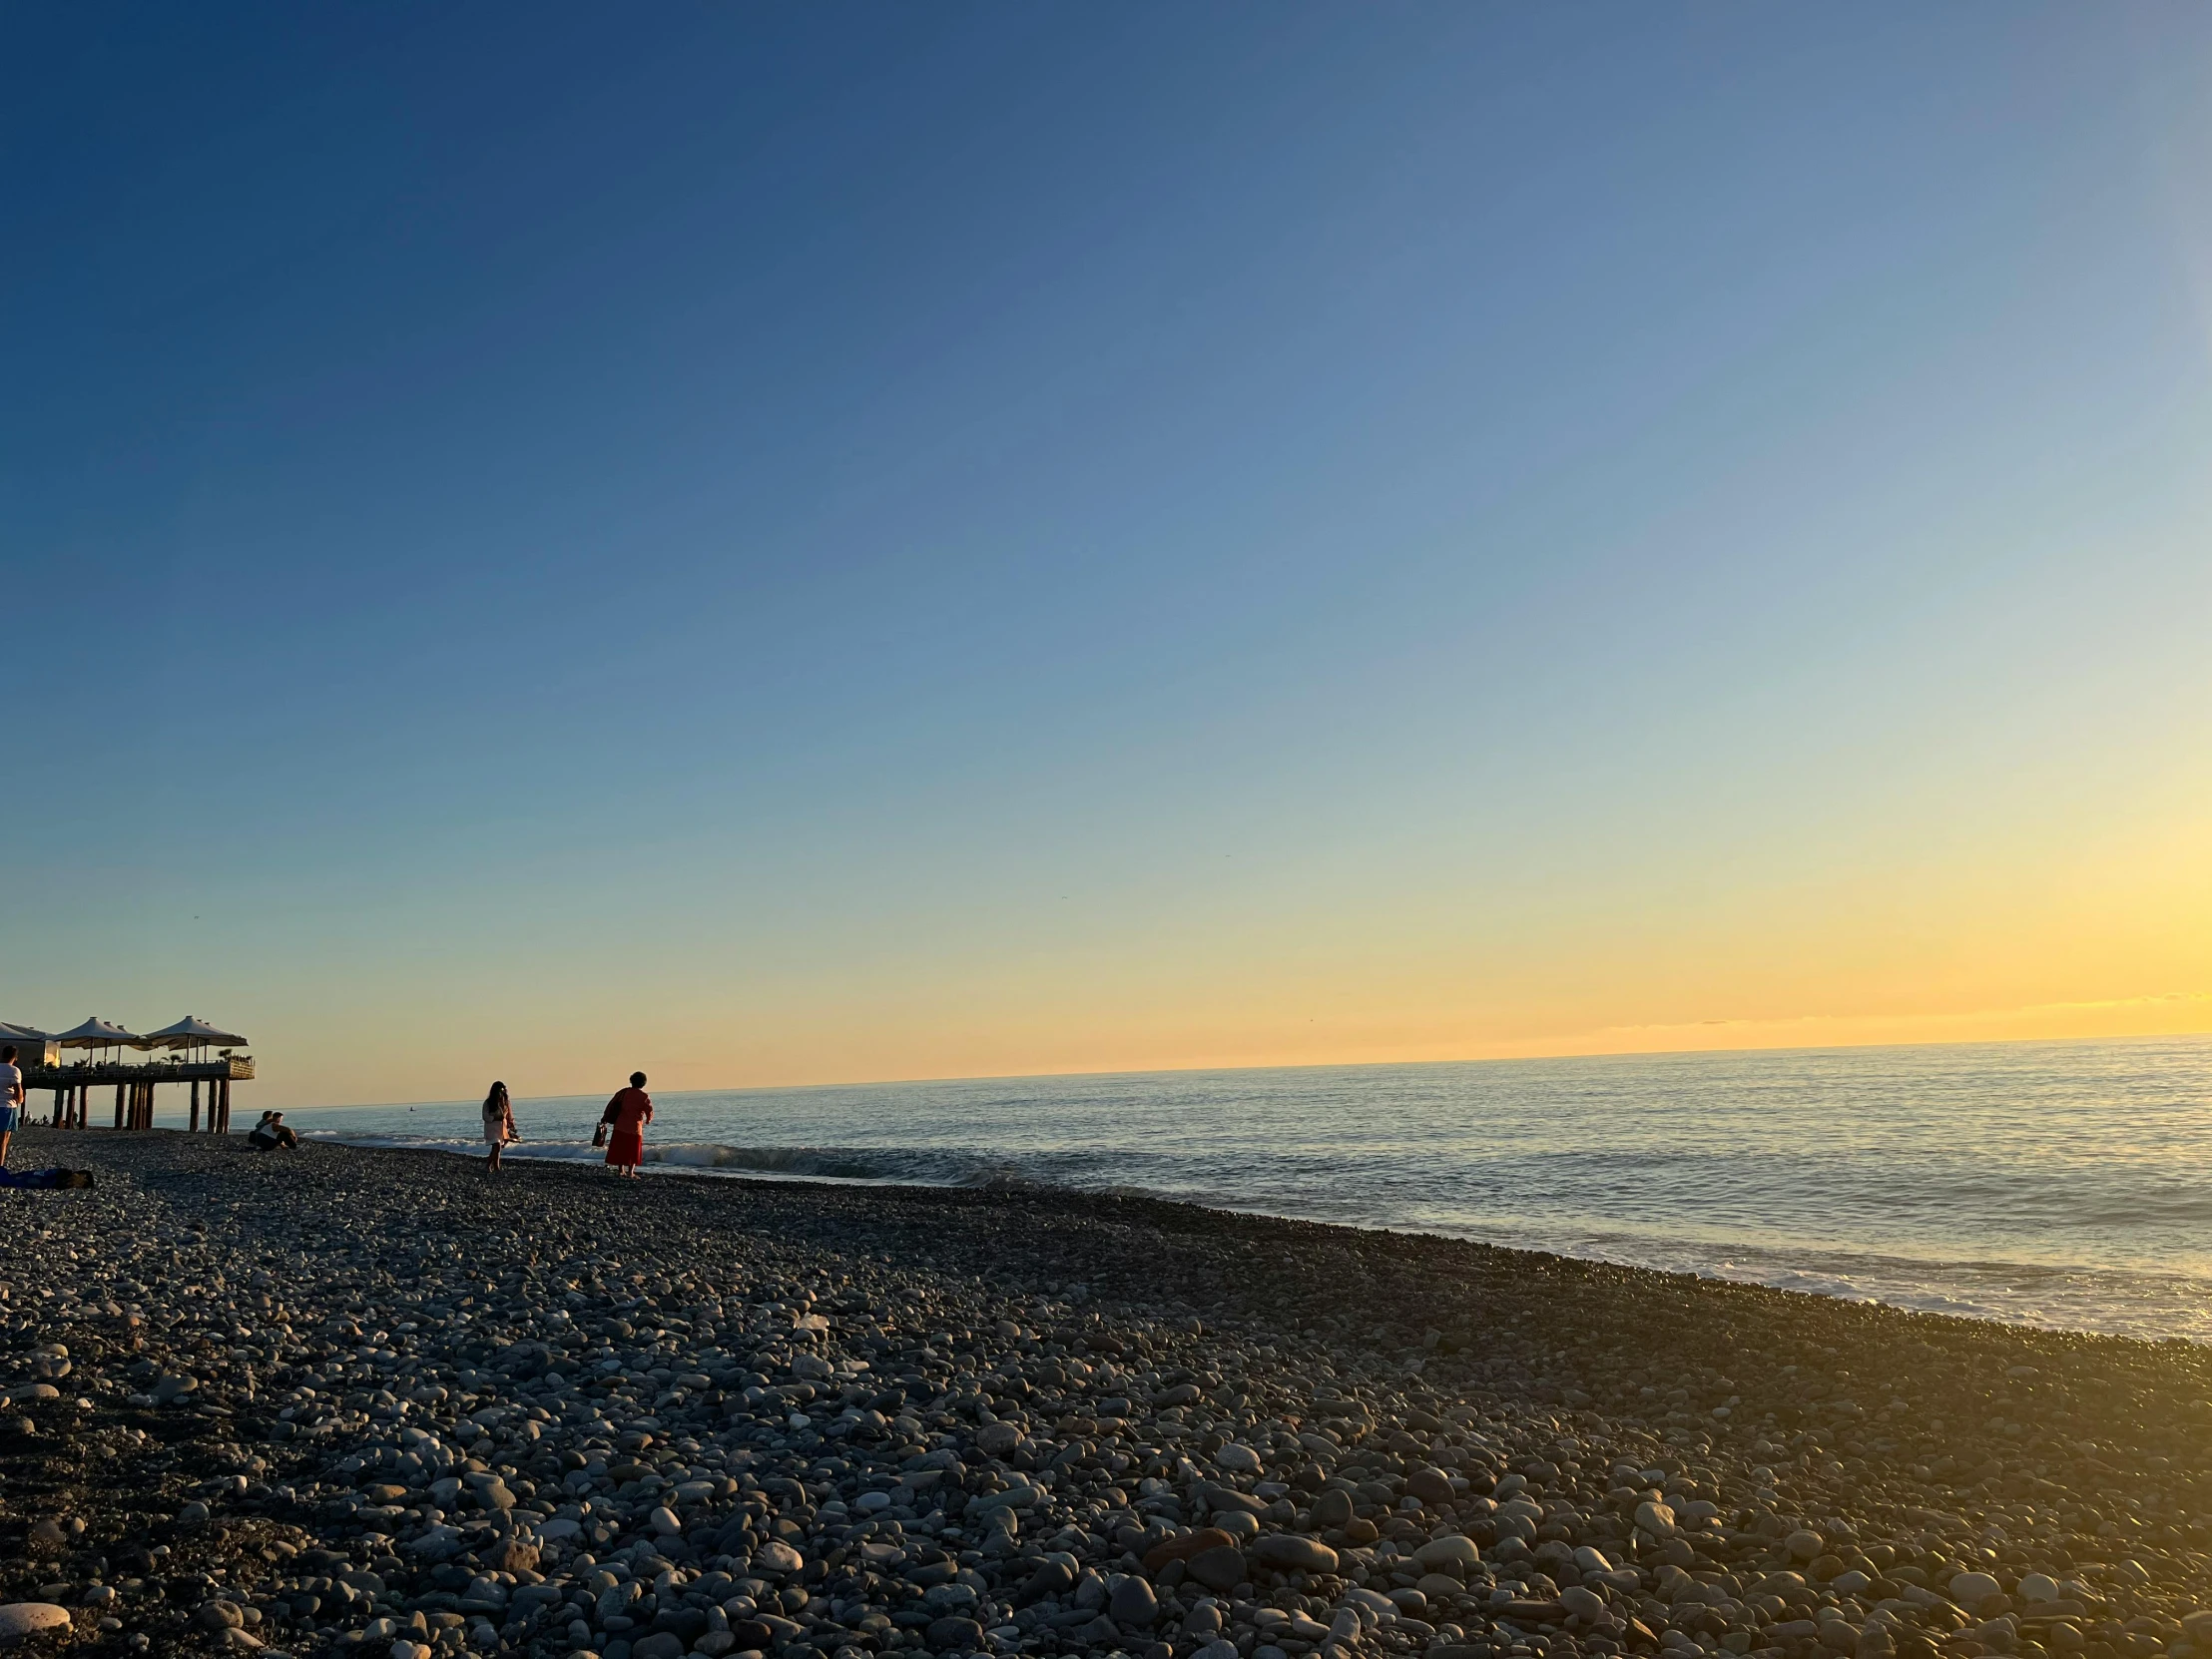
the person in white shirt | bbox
[0,1045,23,1166]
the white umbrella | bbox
[55,1017,147,1057]
[142,1016,249,1052]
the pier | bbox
[29,1059,257,1133]
[4,1016,256,1133]
[25,1056,257,1132]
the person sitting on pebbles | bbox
[247,1110,299,1151]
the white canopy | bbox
[0,1023,57,1065]
[55,1016,146,1049]
[142,1015,249,1049]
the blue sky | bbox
[6,6,2211,1105]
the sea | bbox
[298,1036,2212,1345]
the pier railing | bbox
[25,1058,254,1087]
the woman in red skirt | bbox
[600,1071,653,1178]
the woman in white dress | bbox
[481,1081,517,1176]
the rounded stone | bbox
[1188,1544,1248,1593]
[1109,1577,1159,1627]
[1413,1534,1481,1572]
[1142,1528,1236,1574]
[1252,1534,1339,1573]
[925,1615,984,1652]
[0,1605,71,1640]
[1787,1530,1825,1562]
[1406,1466,1454,1505]
[1016,1559,1076,1606]
[1561,1586,1608,1622]
[194,1600,246,1631]
[754,1540,804,1575]
[1949,1572,2002,1607]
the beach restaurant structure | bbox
[0,1017,255,1133]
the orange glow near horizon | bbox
[140,775,2212,1109]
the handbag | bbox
[592,1123,608,1149]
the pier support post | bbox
[219,1077,231,1134]
[190,1080,200,1133]
[113,1082,124,1130]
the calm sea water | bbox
[297,1037,2212,1343]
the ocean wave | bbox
[299,1115,2212,1342]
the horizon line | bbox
[277,1025,2212,1114]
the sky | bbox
[5,6,2212,1108]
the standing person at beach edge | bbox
[482,1081,517,1176]
[0,1046,22,1166]
[601,1071,652,1179]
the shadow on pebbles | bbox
[0,1132,2205,1659]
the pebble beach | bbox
[0,1132,2207,1659]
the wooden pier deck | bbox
[23,1057,256,1133]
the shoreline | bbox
[0,1130,2206,1659]
[293,1130,2211,1348]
